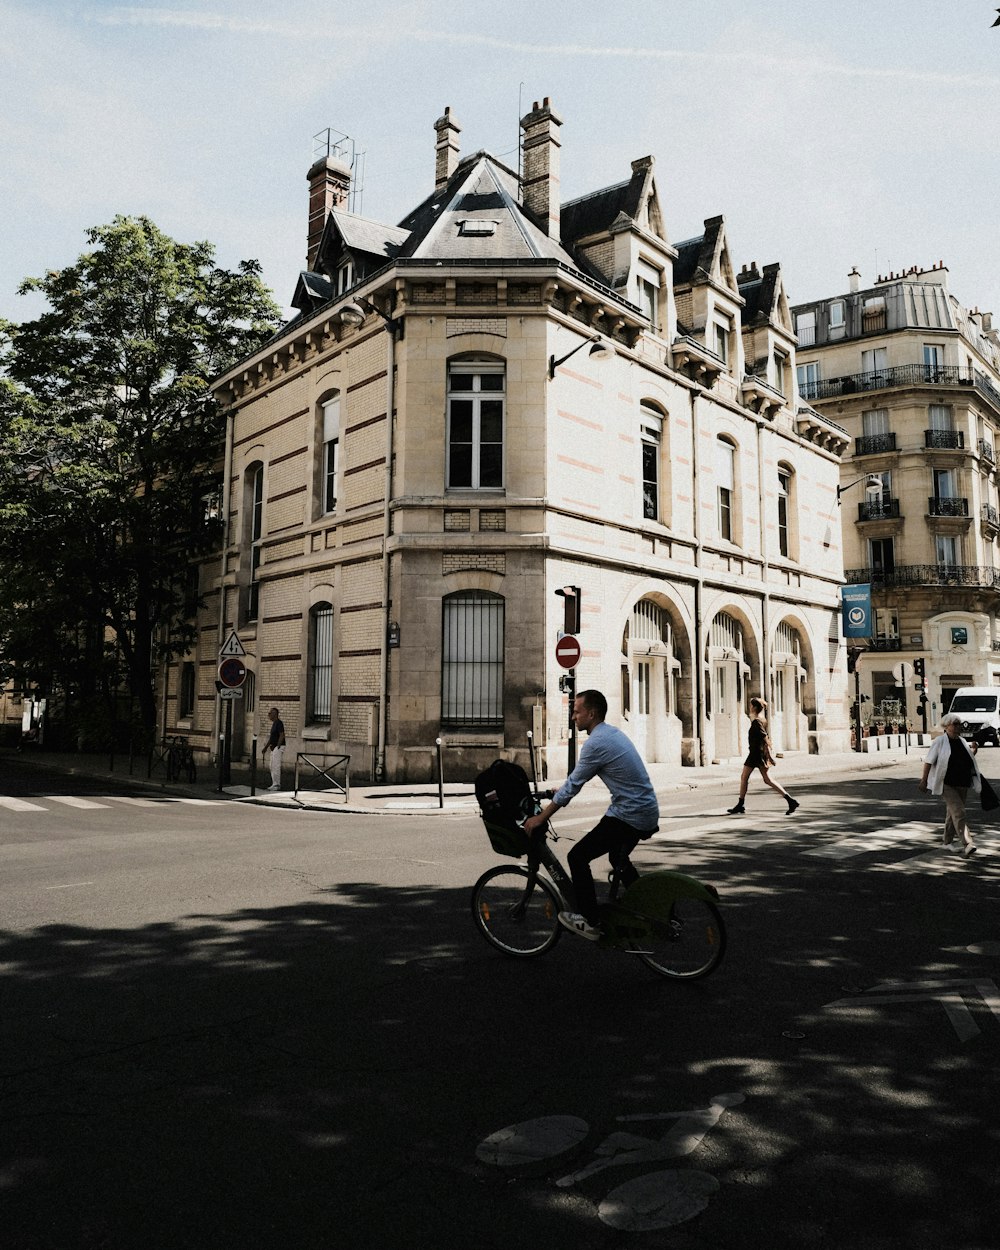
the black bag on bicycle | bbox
[475,759,538,858]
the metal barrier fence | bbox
[293,752,350,802]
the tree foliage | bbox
[0,216,281,742]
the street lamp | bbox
[548,334,613,379]
[837,473,883,504]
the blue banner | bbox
[841,584,871,638]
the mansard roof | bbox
[738,262,784,326]
[560,156,662,246]
[672,216,739,297]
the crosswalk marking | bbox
[802,821,937,860]
[0,796,47,812]
[46,796,110,810]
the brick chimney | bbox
[434,106,461,190]
[306,154,351,270]
[520,97,563,239]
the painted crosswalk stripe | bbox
[803,822,936,859]
[46,796,110,810]
[101,795,165,807]
[0,795,47,812]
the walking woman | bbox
[728,697,799,815]
[918,712,979,857]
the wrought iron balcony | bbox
[979,438,996,465]
[804,363,984,402]
[928,496,969,517]
[854,432,897,456]
[924,429,965,450]
[857,497,901,521]
[845,564,1000,588]
[982,503,1000,527]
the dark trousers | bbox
[567,815,643,923]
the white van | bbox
[946,687,1000,745]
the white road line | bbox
[803,822,937,859]
[173,798,218,806]
[45,882,95,890]
[100,795,165,807]
[45,796,110,810]
[0,796,47,812]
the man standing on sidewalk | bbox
[263,708,286,792]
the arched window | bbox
[715,438,736,542]
[447,358,505,490]
[441,590,504,727]
[308,603,334,723]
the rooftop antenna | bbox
[313,128,366,216]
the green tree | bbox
[0,216,281,743]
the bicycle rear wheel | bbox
[471,865,562,958]
[634,897,726,980]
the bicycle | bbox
[470,769,726,980]
[166,735,197,784]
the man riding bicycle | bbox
[523,688,659,940]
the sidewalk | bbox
[3,741,918,816]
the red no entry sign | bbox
[555,634,581,669]
[218,656,247,688]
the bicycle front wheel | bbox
[471,865,562,958]
[635,897,726,980]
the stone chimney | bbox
[306,154,351,270]
[849,267,861,293]
[520,97,563,239]
[434,106,461,190]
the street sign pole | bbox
[567,669,577,772]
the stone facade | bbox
[163,98,851,782]
[792,264,1000,732]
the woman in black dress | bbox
[727,697,798,815]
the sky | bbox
[3,0,1000,330]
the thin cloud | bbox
[93,6,1000,90]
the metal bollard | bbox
[250,735,258,796]
[436,737,444,809]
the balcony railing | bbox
[924,429,965,450]
[855,432,897,456]
[804,363,985,402]
[979,438,996,465]
[846,564,1000,589]
[928,496,969,517]
[858,498,901,521]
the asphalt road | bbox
[1,757,998,1249]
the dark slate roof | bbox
[291,270,333,314]
[331,211,409,258]
[673,217,726,288]
[738,263,781,327]
[560,158,652,246]
[396,152,580,266]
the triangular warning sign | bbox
[219,630,247,657]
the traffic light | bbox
[847,646,865,674]
[913,657,925,678]
[556,585,581,634]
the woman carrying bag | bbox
[918,713,981,857]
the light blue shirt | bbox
[554,720,659,832]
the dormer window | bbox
[337,261,354,294]
[458,220,497,237]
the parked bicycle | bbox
[471,758,726,981]
[165,735,197,784]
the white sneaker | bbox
[267,784,281,792]
[963,843,977,857]
[557,911,603,942]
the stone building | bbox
[791,264,1000,729]
[171,98,850,783]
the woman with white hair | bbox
[918,713,980,857]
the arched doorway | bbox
[709,611,751,760]
[622,599,685,764]
[770,620,805,754]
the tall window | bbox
[869,536,895,574]
[309,603,334,723]
[923,343,943,381]
[716,438,736,542]
[640,404,663,521]
[795,311,815,346]
[875,607,899,640]
[322,393,341,514]
[179,662,196,719]
[862,408,890,438]
[828,301,845,335]
[861,347,888,384]
[777,467,791,558]
[929,404,954,432]
[636,262,661,334]
[337,260,354,294]
[714,316,731,365]
[447,360,504,490]
[935,534,959,567]
[442,591,504,727]
[797,361,820,401]
[247,465,264,621]
[773,351,788,398]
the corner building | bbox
[192,99,850,782]
[792,264,1000,726]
